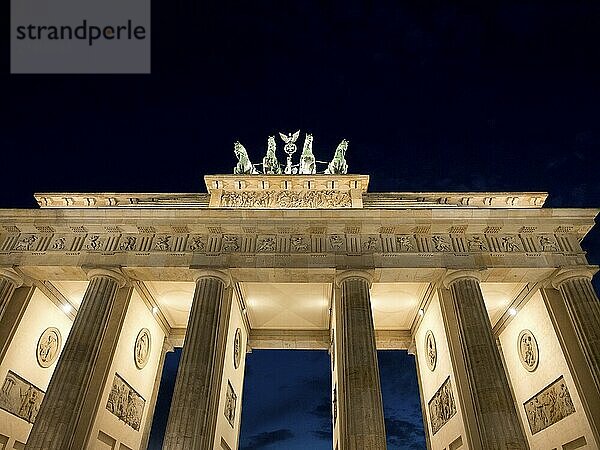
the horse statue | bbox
[325,139,348,174]
[299,133,316,174]
[233,141,258,174]
[262,136,282,174]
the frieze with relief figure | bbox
[428,377,457,435]
[0,371,45,424]
[523,376,575,434]
[106,373,145,431]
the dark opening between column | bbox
[147,349,425,450]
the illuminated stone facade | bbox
[0,171,599,450]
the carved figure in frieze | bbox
[329,235,344,250]
[432,235,451,252]
[106,373,145,430]
[189,236,206,252]
[119,236,137,251]
[467,235,487,251]
[299,133,316,174]
[155,236,171,251]
[0,371,44,424]
[539,235,559,251]
[51,237,66,250]
[257,237,276,252]
[428,377,456,435]
[222,235,240,252]
[325,139,349,174]
[14,235,38,251]
[262,136,282,174]
[523,376,575,434]
[362,236,378,251]
[224,382,237,426]
[19,386,39,423]
[233,141,258,175]
[220,190,352,208]
[291,235,309,252]
[501,235,520,252]
[396,235,414,252]
[85,235,103,251]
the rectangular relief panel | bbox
[0,370,45,424]
[105,373,146,431]
[428,376,457,435]
[523,375,575,435]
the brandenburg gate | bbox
[0,132,599,450]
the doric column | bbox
[0,268,23,320]
[334,270,386,450]
[0,269,33,365]
[552,267,600,391]
[443,271,527,450]
[26,268,128,450]
[163,270,232,450]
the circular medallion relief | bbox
[134,328,151,369]
[424,330,437,371]
[518,329,539,372]
[233,328,242,369]
[37,327,62,368]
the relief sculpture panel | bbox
[0,370,45,424]
[428,376,456,435]
[106,373,145,431]
[220,190,352,208]
[523,376,575,435]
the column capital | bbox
[443,269,483,289]
[0,268,23,288]
[335,270,374,288]
[551,266,599,289]
[84,267,127,287]
[193,269,231,287]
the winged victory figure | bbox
[279,130,301,174]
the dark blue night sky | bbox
[148,350,425,449]
[2,1,600,448]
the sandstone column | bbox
[163,270,232,450]
[0,269,34,365]
[0,268,23,320]
[26,268,129,450]
[443,271,526,450]
[334,271,386,450]
[552,267,600,391]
